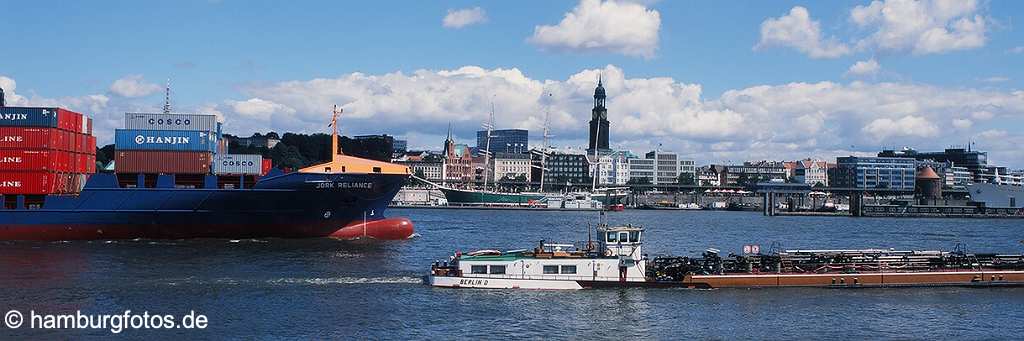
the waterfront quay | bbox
[392,182,1024,219]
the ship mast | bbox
[482,101,495,192]
[591,114,600,192]
[539,93,552,193]
[162,78,172,114]
[331,105,343,162]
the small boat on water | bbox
[428,223,1024,290]
[543,192,604,210]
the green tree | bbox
[270,143,307,170]
[676,173,695,186]
[736,173,749,187]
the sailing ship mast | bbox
[539,93,552,192]
[591,113,601,192]
[482,101,495,192]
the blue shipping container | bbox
[0,107,59,127]
[115,129,216,152]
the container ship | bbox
[428,223,1024,289]
[0,93,413,240]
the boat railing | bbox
[459,273,642,281]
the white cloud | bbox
[226,98,296,121]
[951,118,972,130]
[1010,46,1024,54]
[850,0,988,55]
[442,7,487,29]
[529,0,661,58]
[862,116,939,139]
[17,62,1024,167]
[846,58,880,77]
[981,76,1009,83]
[0,76,26,105]
[755,6,850,59]
[971,110,994,120]
[978,129,1008,140]
[223,66,1024,166]
[1,74,133,144]
[109,75,161,98]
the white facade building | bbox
[493,153,532,182]
[627,151,695,185]
[402,161,444,182]
[627,158,655,184]
[591,152,631,186]
[697,166,722,187]
[793,159,829,186]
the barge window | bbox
[619,232,629,243]
[489,265,506,275]
[629,231,640,243]
[606,232,617,243]
[561,265,577,274]
[543,265,559,274]
[471,265,487,274]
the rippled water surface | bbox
[2,209,1023,339]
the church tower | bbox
[588,76,610,153]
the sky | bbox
[2,0,1024,166]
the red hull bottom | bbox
[0,217,415,241]
[329,217,415,240]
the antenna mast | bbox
[162,78,171,114]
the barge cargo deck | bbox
[429,224,1024,289]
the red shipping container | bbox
[77,153,88,173]
[72,133,83,153]
[86,136,96,154]
[0,150,77,172]
[56,109,81,133]
[74,113,83,134]
[86,154,96,173]
[261,159,273,176]
[0,127,74,151]
[64,131,75,152]
[67,151,77,173]
[114,150,212,174]
[0,172,61,195]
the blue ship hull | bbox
[0,171,407,240]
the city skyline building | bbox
[834,156,916,191]
[476,129,529,155]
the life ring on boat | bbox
[604,249,614,257]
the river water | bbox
[2,209,1023,339]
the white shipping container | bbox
[124,113,218,132]
[213,154,263,175]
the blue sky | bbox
[3,0,1024,166]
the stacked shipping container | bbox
[115,113,219,174]
[0,107,97,194]
[213,154,263,175]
